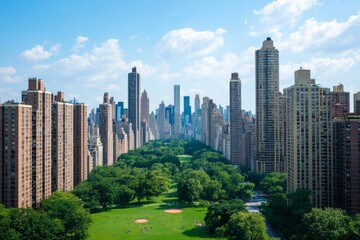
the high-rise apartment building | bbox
[0,102,32,208]
[330,84,349,118]
[284,68,335,208]
[88,123,103,167]
[128,67,140,149]
[73,103,88,186]
[99,93,114,166]
[255,37,282,173]
[230,72,243,165]
[334,114,360,215]
[52,95,74,192]
[174,85,181,134]
[22,78,53,206]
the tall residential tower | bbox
[230,72,243,165]
[128,67,140,148]
[255,37,282,173]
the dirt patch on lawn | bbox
[164,209,183,214]
[134,219,149,223]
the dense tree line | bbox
[258,173,360,239]
[0,192,91,240]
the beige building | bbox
[284,68,335,208]
[73,103,88,186]
[52,94,74,192]
[99,93,114,166]
[22,78,53,206]
[0,102,33,208]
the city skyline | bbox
[1,1,360,112]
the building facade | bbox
[284,68,335,208]
[230,72,243,165]
[0,103,33,208]
[255,37,282,173]
[128,67,140,148]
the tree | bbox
[0,205,19,240]
[349,214,360,240]
[177,178,203,203]
[41,191,92,239]
[301,208,350,240]
[204,200,246,233]
[202,179,225,201]
[225,212,269,240]
[93,178,115,209]
[10,208,64,240]
[260,173,287,194]
[114,186,135,206]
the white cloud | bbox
[157,28,227,57]
[254,0,318,26]
[73,36,89,51]
[0,66,21,83]
[279,12,360,53]
[20,43,62,61]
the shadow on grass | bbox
[182,227,219,239]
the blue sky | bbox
[1,0,360,113]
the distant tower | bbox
[115,102,124,121]
[194,94,200,113]
[158,101,166,139]
[99,92,114,166]
[128,67,140,148]
[230,72,243,165]
[183,96,192,125]
[174,85,181,134]
[255,37,282,173]
[140,90,150,146]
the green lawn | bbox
[89,188,224,240]
[177,154,192,163]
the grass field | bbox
[89,182,224,240]
[177,154,192,163]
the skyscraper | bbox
[52,94,74,192]
[99,92,114,166]
[116,102,124,121]
[140,90,149,146]
[284,68,334,208]
[183,96,192,125]
[128,67,141,149]
[73,102,88,186]
[230,72,243,165]
[174,85,181,134]
[140,90,150,126]
[158,101,166,139]
[22,78,53,206]
[0,102,33,208]
[194,94,200,113]
[255,37,282,173]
